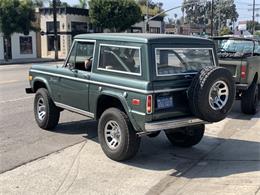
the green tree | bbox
[78,0,87,8]
[219,26,232,36]
[247,21,260,33]
[182,0,238,33]
[0,0,36,60]
[89,0,142,32]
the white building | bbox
[130,16,164,33]
[0,32,37,61]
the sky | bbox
[66,0,259,22]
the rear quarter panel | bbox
[246,56,260,84]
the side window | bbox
[98,45,141,75]
[255,42,260,54]
[66,41,95,72]
[67,43,77,66]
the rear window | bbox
[155,48,215,76]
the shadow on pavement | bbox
[51,100,259,179]
[54,118,259,178]
[226,100,260,120]
[54,119,98,139]
[125,134,260,179]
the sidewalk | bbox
[0,58,64,65]
[0,111,259,195]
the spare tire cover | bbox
[188,66,235,122]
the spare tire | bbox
[188,66,235,122]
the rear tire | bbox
[241,83,259,115]
[34,88,60,130]
[98,108,140,161]
[165,124,205,148]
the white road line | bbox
[0,96,33,104]
[0,80,19,84]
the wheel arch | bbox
[32,77,53,97]
[253,72,258,84]
[95,92,140,131]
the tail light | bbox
[146,95,152,114]
[241,65,247,79]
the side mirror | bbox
[67,63,74,70]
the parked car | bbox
[211,36,260,114]
[26,34,235,161]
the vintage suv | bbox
[26,34,235,161]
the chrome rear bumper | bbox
[145,117,208,132]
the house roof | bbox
[75,33,214,45]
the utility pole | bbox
[145,0,149,33]
[53,0,58,60]
[211,0,214,36]
[252,0,256,35]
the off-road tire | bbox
[188,67,235,122]
[258,84,260,100]
[34,88,60,130]
[165,124,205,147]
[241,83,259,115]
[98,108,141,161]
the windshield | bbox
[155,48,215,76]
[217,39,254,53]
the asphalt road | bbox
[0,63,259,194]
[0,62,92,173]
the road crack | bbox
[53,141,87,195]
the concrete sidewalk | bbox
[0,111,259,195]
[0,58,64,65]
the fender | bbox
[95,90,142,132]
[32,77,54,98]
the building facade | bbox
[130,16,164,33]
[40,7,92,59]
[0,32,37,61]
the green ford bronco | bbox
[26,33,235,161]
[212,36,260,114]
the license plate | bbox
[157,96,173,109]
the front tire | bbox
[165,124,205,148]
[34,88,60,130]
[241,83,259,115]
[98,108,140,161]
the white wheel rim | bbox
[209,80,229,110]
[104,120,122,150]
[37,97,46,121]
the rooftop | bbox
[75,33,213,44]
[39,7,88,16]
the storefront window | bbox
[47,35,61,51]
[20,36,33,54]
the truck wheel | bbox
[258,84,260,100]
[165,124,205,147]
[34,88,60,130]
[188,67,235,122]
[98,108,140,161]
[241,83,259,115]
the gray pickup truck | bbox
[212,36,260,115]
[26,34,235,161]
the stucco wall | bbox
[40,13,88,59]
[11,32,37,59]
